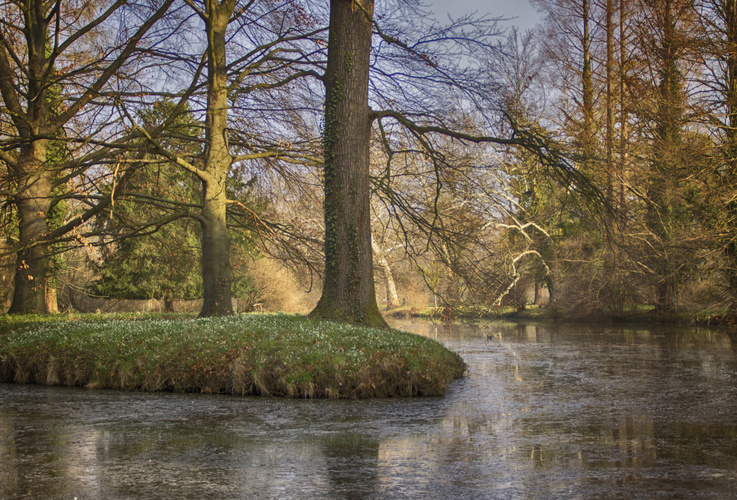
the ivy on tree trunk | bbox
[310,0,388,328]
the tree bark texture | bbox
[8,143,52,314]
[603,0,616,298]
[199,0,236,316]
[200,177,233,316]
[1,0,55,313]
[582,0,596,157]
[310,0,388,328]
[605,0,615,205]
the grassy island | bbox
[0,314,465,398]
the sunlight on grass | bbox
[0,313,465,398]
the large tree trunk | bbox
[200,178,233,316]
[310,0,388,328]
[8,144,53,314]
[1,0,172,314]
[198,0,236,317]
[3,0,55,315]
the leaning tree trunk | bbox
[8,145,53,314]
[372,236,400,309]
[310,0,388,328]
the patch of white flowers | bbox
[0,313,441,370]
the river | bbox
[1,319,736,499]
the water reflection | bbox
[2,320,737,498]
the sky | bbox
[427,0,540,33]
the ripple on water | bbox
[2,320,737,499]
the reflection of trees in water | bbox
[322,435,380,499]
[585,414,658,474]
[0,407,106,498]
[0,415,18,496]
[384,319,737,492]
[3,323,737,498]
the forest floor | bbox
[0,313,465,398]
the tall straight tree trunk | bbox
[582,0,596,158]
[647,0,683,312]
[198,0,236,317]
[603,0,617,300]
[605,0,616,205]
[619,0,629,222]
[200,176,233,316]
[8,142,52,314]
[310,0,388,328]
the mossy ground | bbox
[0,313,465,398]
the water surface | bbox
[2,320,737,499]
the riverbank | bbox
[0,314,465,398]
[387,304,737,329]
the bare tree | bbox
[131,0,323,316]
[0,0,175,313]
[637,0,697,311]
[694,0,737,307]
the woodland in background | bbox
[2,0,737,322]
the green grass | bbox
[0,311,197,332]
[0,313,466,398]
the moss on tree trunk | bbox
[309,0,388,329]
[9,145,53,314]
[200,179,233,316]
[197,0,235,317]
